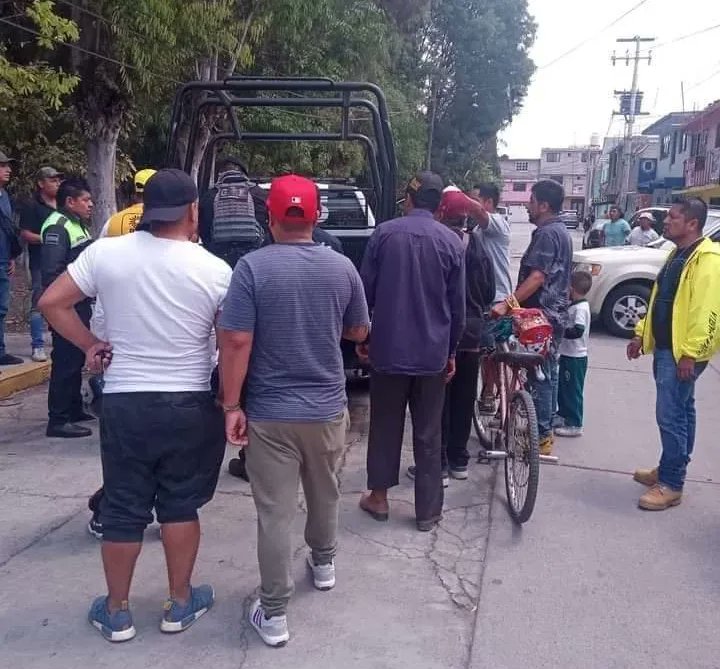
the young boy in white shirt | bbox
[555,270,593,438]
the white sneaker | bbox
[249,599,289,647]
[307,554,335,591]
[31,347,47,363]
[554,426,583,438]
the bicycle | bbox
[472,318,543,524]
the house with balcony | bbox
[539,146,600,217]
[679,100,720,205]
[499,157,540,222]
[642,111,696,205]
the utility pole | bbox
[612,36,654,210]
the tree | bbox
[0,1,83,192]
[64,0,243,228]
[423,0,536,186]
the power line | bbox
[0,16,181,84]
[538,0,652,70]
[687,60,720,91]
[651,23,720,50]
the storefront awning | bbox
[672,183,720,202]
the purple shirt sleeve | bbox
[447,248,467,356]
[360,231,379,313]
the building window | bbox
[715,124,720,149]
[681,132,688,152]
[581,152,588,163]
[661,134,672,159]
[545,152,560,163]
[515,161,529,171]
[512,182,526,192]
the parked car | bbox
[573,212,720,338]
[559,210,580,229]
[582,218,610,249]
[629,206,668,236]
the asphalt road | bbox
[2,223,720,668]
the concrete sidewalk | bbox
[0,383,494,669]
[470,334,720,669]
[0,333,50,399]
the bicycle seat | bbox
[494,350,545,370]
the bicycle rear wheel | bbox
[504,389,540,524]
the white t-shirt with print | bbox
[68,231,232,394]
[559,300,591,358]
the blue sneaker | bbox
[88,596,136,642]
[160,584,215,633]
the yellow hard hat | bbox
[134,168,157,193]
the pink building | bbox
[499,157,540,222]
[681,100,720,205]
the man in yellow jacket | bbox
[100,168,156,237]
[628,197,720,511]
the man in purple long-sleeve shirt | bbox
[358,171,466,532]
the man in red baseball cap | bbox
[218,174,369,647]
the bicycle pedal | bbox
[482,450,508,461]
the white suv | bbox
[573,211,720,338]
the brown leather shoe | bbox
[359,494,389,522]
[633,467,659,487]
[638,484,682,511]
[539,436,553,457]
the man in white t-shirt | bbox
[555,270,593,438]
[627,212,660,246]
[39,169,231,643]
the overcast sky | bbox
[500,0,720,158]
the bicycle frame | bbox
[494,341,529,439]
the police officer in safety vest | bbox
[41,177,95,439]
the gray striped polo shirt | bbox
[220,242,369,421]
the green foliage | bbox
[1,0,536,203]
[424,0,536,185]
[0,0,79,110]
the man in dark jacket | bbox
[41,177,95,438]
[19,166,62,362]
[436,190,495,480]
[198,157,269,266]
[0,150,24,367]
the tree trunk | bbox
[85,122,120,234]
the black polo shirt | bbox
[19,193,55,270]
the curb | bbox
[0,362,51,399]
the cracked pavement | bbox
[0,379,495,669]
[4,224,720,667]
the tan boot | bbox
[638,484,682,511]
[633,467,659,487]
[539,435,553,456]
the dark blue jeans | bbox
[30,266,45,349]
[528,342,560,440]
[0,260,9,359]
[654,348,707,491]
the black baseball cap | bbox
[406,170,444,197]
[140,169,198,223]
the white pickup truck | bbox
[573,212,720,338]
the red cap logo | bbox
[267,175,319,225]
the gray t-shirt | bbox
[219,242,369,422]
[475,212,512,303]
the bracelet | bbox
[218,402,242,413]
[505,294,521,310]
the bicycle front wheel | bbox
[504,389,540,524]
